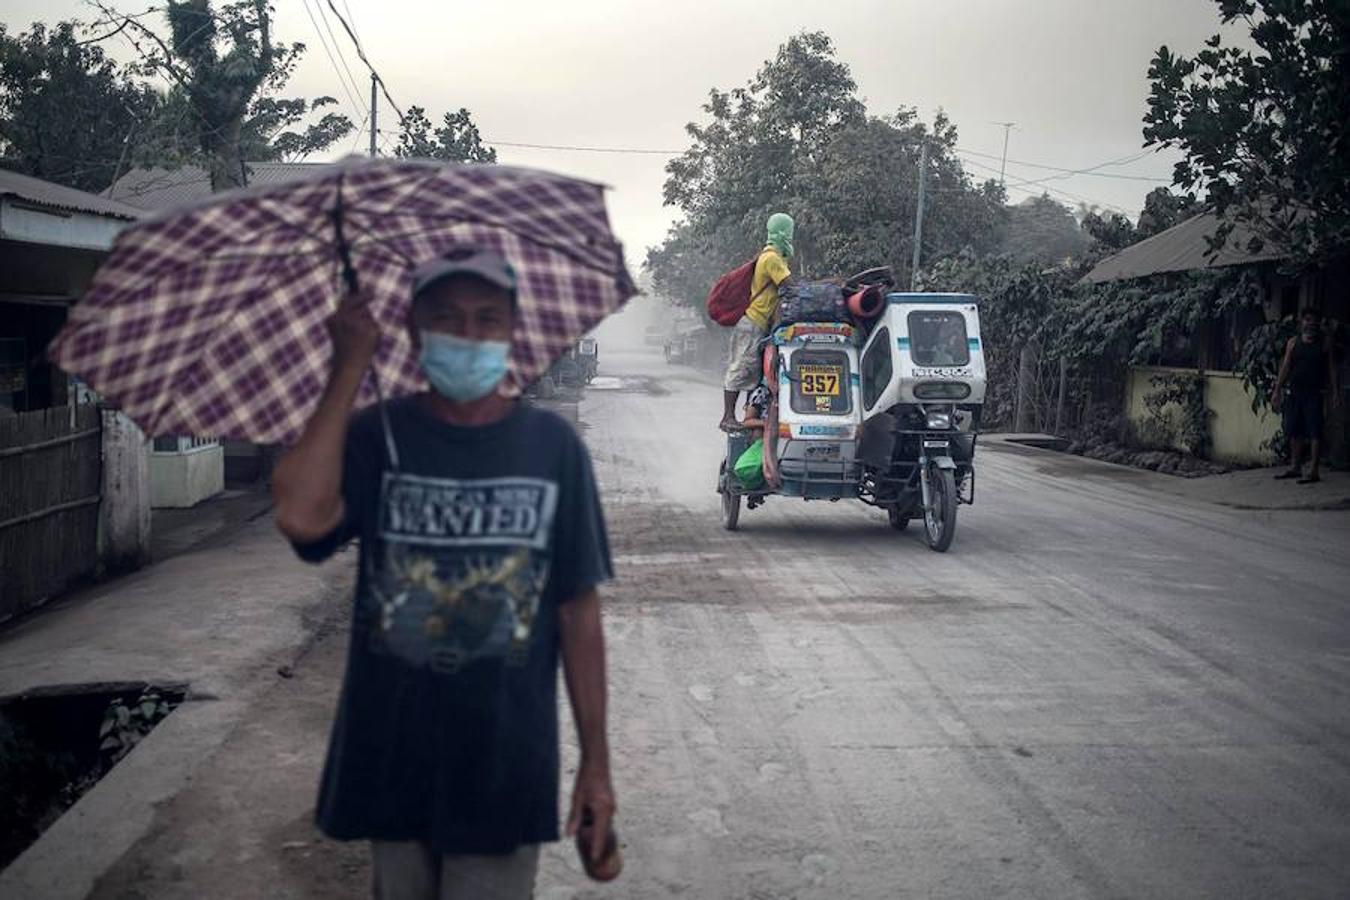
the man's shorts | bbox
[372,841,539,900]
[1283,389,1325,441]
[723,318,767,392]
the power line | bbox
[487,139,682,155]
[348,108,372,154]
[957,146,1166,182]
[372,130,681,155]
[959,154,1135,216]
[339,0,360,36]
[312,0,368,115]
[323,0,405,125]
[299,0,366,120]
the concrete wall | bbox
[151,444,224,508]
[97,410,151,571]
[1205,371,1281,464]
[1126,365,1279,465]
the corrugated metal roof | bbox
[109,161,332,210]
[0,168,143,220]
[1079,211,1285,284]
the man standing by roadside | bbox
[272,249,617,899]
[720,213,794,431]
[1271,307,1340,484]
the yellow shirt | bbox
[744,246,792,330]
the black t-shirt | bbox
[292,397,612,855]
[1288,338,1328,393]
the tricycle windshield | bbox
[789,348,852,416]
[908,311,969,367]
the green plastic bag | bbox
[733,439,766,490]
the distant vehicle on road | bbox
[644,325,667,347]
[664,326,706,366]
[526,339,598,398]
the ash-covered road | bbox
[560,347,1350,899]
[81,347,1350,900]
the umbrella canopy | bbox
[48,157,635,444]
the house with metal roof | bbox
[0,170,153,616]
[108,161,328,211]
[0,168,144,412]
[1082,211,1347,467]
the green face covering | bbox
[766,212,795,259]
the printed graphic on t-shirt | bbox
[365,473,559,673]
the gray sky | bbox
[6,0,1246,268]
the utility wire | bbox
[372,129,681,155]
[348,108,372,154]
[959,154,1135,216]
[339,0,360,34]
[957,146,1165,182]
[300,0,366,120]
[323,0,405,124]
[312,0,368,115]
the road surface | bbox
[90,347,1350,900]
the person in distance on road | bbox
[1271,307,1339,485]
[720,212,795,432]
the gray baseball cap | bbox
[411,247,518,300]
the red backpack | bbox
[705,251,772,326]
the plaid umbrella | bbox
[48,157,635,444]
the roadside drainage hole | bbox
[0,681,187,870]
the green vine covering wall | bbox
[1142,372,1212,458]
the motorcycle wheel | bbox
[720,462,741,531]
[923,466,958,552]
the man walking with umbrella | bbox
[272,248,619,898]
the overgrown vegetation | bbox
[1141,372,1211,458]
[0,688,180,868]
[1143,0,1350,266]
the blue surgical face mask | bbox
[418,331,511,402]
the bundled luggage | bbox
[777,281,847,325]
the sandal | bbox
[1297,474,1321,485]
[1273,469,1302,480]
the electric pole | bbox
[369,73,379,157]
[996,122,1015,185]
[910,141,928,290]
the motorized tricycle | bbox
[717,277,985,552]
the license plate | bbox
[799,365,841,396]
[923,439,950,449]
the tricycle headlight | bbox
[925,409,952,430]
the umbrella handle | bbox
[368,365,402,473]
[334,173,398,470]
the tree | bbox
[1079,206,1139,254]
[99,0,354,190]
[649,32,1005,308]
[800,110,1007,279]
[999,194,1090,263]
[0,22,160,192]
[1143,0,1350,265]
[1135,186,1198,238]
[393,106,496,163]
[241,95,354,162]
